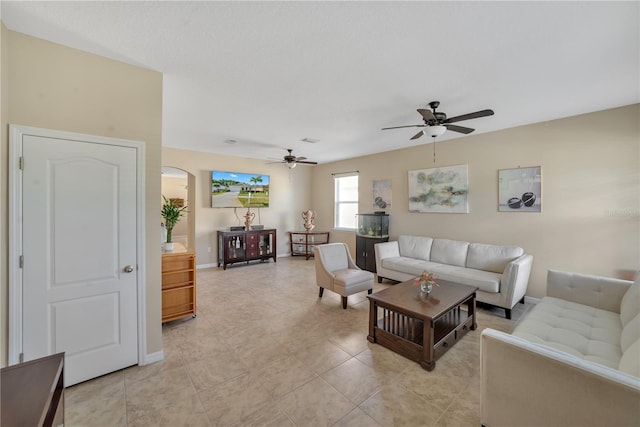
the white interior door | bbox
[16,130,140,386]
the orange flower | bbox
[414,271,440,286]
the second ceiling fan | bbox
[382,101,494,140]
[271,149,318,169]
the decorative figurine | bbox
[244,208,255,230]
[302,209,315,232]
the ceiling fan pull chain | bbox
[433,138,436,163]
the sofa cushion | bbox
[513,296,622,369]
[621,312,640,353]
[619,338,640,377]
[334,269,374,289]
[620,278,640,327]
[429,264,501,293]
[430,238,469,267]
[381,257,442,277]
[398,235,433,260]
[466,243,523,274]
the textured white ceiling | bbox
[2,1,638,165]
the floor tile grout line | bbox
[183,358,216,427]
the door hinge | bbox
[19,353,24,363]
[19,156,24,170]
[19,255,24,268]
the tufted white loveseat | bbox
[481,270,640,427]
[374,235,533,318]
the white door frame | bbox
[8,124,147,366]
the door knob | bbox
[123,265,134,273]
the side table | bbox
[289,231,330,259]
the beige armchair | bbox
[314,243,374,309]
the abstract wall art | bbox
[408,164,469,213]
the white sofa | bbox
[481,270,640,427]
[374,235,533,318]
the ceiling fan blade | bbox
[444,109,494,124]
[417,109,436,122]
[295,156,307,161]
[297,160,318,165]
[445,124,475,134]
[410,130,425,140]
[382,124,425,130]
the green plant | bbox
[161,195,188,243]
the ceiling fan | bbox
[270,149,318,169]
[382,101,494,140]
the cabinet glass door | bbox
[226,234,245,260]
[258,232,273,256]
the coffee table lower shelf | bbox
[367,285,477,371]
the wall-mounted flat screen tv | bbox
[211,171,270,208]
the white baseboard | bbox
[197,262,218,270]
[140,350,164,365]
[197,253,289,270]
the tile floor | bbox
[65,256,532,426]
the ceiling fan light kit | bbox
[427,125,447,137]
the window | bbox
[334,174,358,229]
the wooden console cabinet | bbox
[217,228,277,269]
[289,231,330,259]
[162,245,196,323]
[1,352,65,427]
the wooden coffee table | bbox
[367,279,477,371]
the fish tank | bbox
[356,213,389,238]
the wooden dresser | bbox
[162,243,196,323]
[1,353,65,427]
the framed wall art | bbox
[373,179,392,209]
[408,164,469,213]
[498,166,542,212]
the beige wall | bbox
[1,29,164,365]
[311,104,640,298]
[162,146,313,266]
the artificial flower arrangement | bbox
[414,271,440,287]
